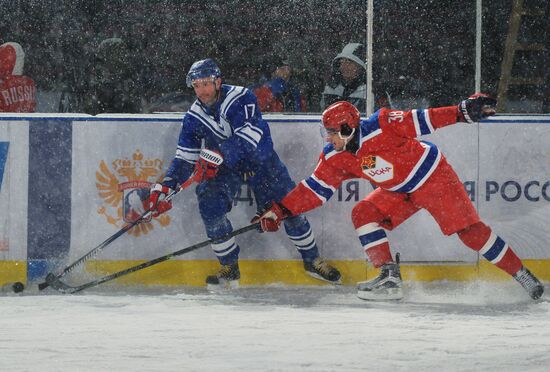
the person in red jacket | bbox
[256,95,544,301]
[0,42,36,113]
[250,55,307,112]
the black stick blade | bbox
[38,273,57,291]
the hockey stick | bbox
[45,223,260,294]
[38,179,192,291]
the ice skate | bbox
[304,257,341,284]
[357,254,403,301]
[513,266,544,300]
[206,262,240,290]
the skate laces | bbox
[515,269,537,289]
[312,257,334,275]
[218,264,236,278]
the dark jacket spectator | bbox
[0,42,36,112]
[84,38,141,114]
[250,56,307,112]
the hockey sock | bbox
[356,222,392,267]
[203,215,240,265]
[284,215,319,262]
[211,237,240,265]
[352,201,392,267]
[458,222,522,275]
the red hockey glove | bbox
[148,183,174,217]
[254,201,291,232]
[193,149,224,182]
[458,93,497,123]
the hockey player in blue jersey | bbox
[148,58,341,288]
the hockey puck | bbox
[12,282,25,293]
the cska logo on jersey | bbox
[361,155,377,170]
[361,155,394,183]
[95,150,168,237]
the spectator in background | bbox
[250,55,307,112]
[0,42,36,112]
[84,38,141,114]
[320,43,367,112]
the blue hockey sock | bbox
[204,215,240,265]
[284,215,320,263]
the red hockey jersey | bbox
[0,75,36,112]
[0,42,36,113]
[282,106,460,215]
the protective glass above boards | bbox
[1,1,548,114]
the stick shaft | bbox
[65,223,259,293]
[38,184,190,291]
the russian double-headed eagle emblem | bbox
[95,150,169,237]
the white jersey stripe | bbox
[188,109,227,139]
[412,109,422,137]
[175,148,200,163]
[424,110,435,133]
[221,86,247,117]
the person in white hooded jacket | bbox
[320,43,367,112]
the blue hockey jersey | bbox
[166,84,276,184]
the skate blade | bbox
[305,271,342,285]
[356,287,403,301]
[206,279,240,292]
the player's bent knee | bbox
[457,221,492,251]
[197,193,231,222]
[351,201,384,228]
[283,214,309,229]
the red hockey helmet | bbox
[322,101,360,133]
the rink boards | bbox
[1,113,549,286]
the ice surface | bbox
[1,282,549,371]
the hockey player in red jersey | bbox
[257,95,544,301]
[0,42,36,113]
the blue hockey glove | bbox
[458,93,497,123]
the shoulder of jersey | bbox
[322,143,341,160]
[358,110,383,143]
[220,85,252,113]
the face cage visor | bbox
[186,69,220,88]
[319,124,339,139]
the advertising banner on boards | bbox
[70,115,497,263]
[0,121,28,261]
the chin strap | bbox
[338,128,356,150]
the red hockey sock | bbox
[458,222,522,275]
[365,243,393,268]
[352,201,393,268]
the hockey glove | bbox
[458,93,497,123]
[148,183,174,217]
[254,201,291,232]
[193,149,224,182]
